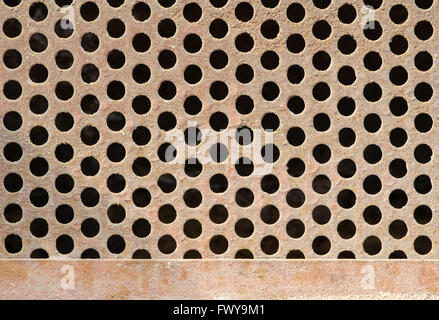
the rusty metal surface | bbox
[2,260,439,299]
[0,0,438,263]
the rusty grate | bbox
[0,0,438,260]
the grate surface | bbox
[0,0,438,259]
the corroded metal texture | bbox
[2,260,439,299]
[0,0,438,262]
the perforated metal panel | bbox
[0,0,438,261]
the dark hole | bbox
[132,95,150,114]
[312,82,330,101]
[158,81,177,100]
[313,144,331,164]
[389,159,407,178]
[81,249,100,259]
[235,188,254,207]
[55,143,74,163]
[389,220,407,239]
[132,2,151,21]
[209,205,228,224]
[132,33,151,52]
[312,20,331,40]
[210,81,229,100]
[132,219,151,238]
[107,81,125,100]
[132,188,151,207]
[158,143,176,162]
[415,82,433,102]
[158,204,176,224]
[363,51,382,71]
[415,113,433,133]
[415,51,433,71]
[209,50,228,69]
[260,19,279,39]
[56,234,74,254]
[235,64,254,83]
[158,50,176,69]
[132,126,151,146]
[107,204,125,224]
[389,128,407,148]
[363,21,382,41]
[107,235,126,254]
[81,157,100,176]
[80,1,99,22]
[363,236,382,255]
[286,188,305,208]
[55,112,74,131]
[3,18,22,38]
[235,157,254,176]
[287,3,305,22]
[81,33,99,52]
[55,174,74,193]
[81,187,100,207]
[363,144,382,164]
[337,220,356,239]
[338,66,356,85]
[54,19,74,38]
[210,18,228,38]
[363,82,382,102]
[235,2,253,22]
[5,234,22,253]
[3,80,22,100]
[107,18,125,38]
[389,250,407,259]
[389,66,408,85]
[337,189,356,209]
[287,250,305,259]
[158,173,177,193]
[286,219,305,238]
[364,113,381,132]
[183,2,202,22]
[415,21,433,40]
[339,128,355,147]
[4,142,22,162]
[185,158,202,177]
[235,249,253,259]
[158,19,176,38]
[363,205,381,225]
[261,175,279,194]
[184,95,202,115]
[184,219,202,238]
[132,64,151,84]
[4,173,22,192]
[55,81,74,101]
[30,218,49,237]
[338,4,356,24]
[80,126,100,146]
[260,205,279,224]
[414,236,432,255]
[31,249,49,259]
[261,50,279,70]
[210,235,228,254]
[414,175,432,194]
[3,49,22,69]
[158,235,177,254]
[312,236,331,255]
[4,203,22,223]
[107,174,126,193]
[29,33,48,52]
[389,189,408,209]
[235,95,254,114]
[56,50,74,69]
[56,204,74,224]
[107,112,125,131]
[363,175,382,194]
[184,250,202,259]
[389,5,408,24]
[288,96,305,114]
[287,158,305,177]
[30,126,48,145]
[312,205,331,225]
[312,51,331,70]
[107,49,126,69]
[210,174,228,193]
[337,35,357,55]
[414,205,432,225]
[235,33,254,52]
[3,111,22,131]
[286,34,305,53]
[132,249,151,259]
[183,33,202,53]
[183,189,202,208]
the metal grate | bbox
[0,0,437,259]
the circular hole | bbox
[414,175,432,194]
[235,95,253,114]
[81,157,100,176]
[132,219,151,238]
[31,248,49,259]
[55,143,74,163]
[158,235,177,254]
[389,5,408,24]
[107,174,126,193]
[390,35,409,55]
[364,51,382,71]
[4,143,23,162]
[313,20,332,40]
[29,33,48,52]
[81,218,100,238]
[414,236,432,255]
[132,188,151,207]
[338,4,356,24]
[183,189,202,208]
[236,2,253,22]
[132,157,151,177]
[107,18,125,38]
[363,20,382,41]
[389,128,407,148]
[55,50,74,69]
[260,205,279,224]
[415,21,433,41]
[158,50,176,69]
[3,49,22,69]
[81,33,99,52]
[55,174,74,193]
[363,144,382,164]
[312,175,331,194]
[363,236,381,255]
[132,33,151,52]
[5,234,22,253]
[132,2,150,21]
[313,0,331,9]
[107,112,126,131]
[286,219,305,239]
[312,82,331,101]
[337,220,356,239]
[55,81,74,101]
[235,33,254,52]
[184,33,202,53]
[3,18,22,38]
[414,205,432,225]
[80,2,99,21]
[210,50,228,69]
[107,80,125,100]
[363,206,382,225]
[286,188,305,208]
[389,189,408,209]
[184,2,202,22]
[158,204,176,224]
[132,95,150,114]
[30,126,48,145]
[415,0,433,9]
[287,158,305,177]
[80,126,100,146]
[415,51,433,71]
[261,236,279,255]
[132,64,150,84]
[287,3,305,22]
[184,219,202,239]
[158,18,176,38]
[107,204,125,224]
[210,174,228,193]
[312,205,331,225]
[389,220,408,239]
[338,35,357,55]
[158,173,177,193]
[261,19,279,39]
[209,205,228,224]
[363,175,382,195]
[337,189,356,209]
[235,188,254,207]
[4,203,22,223]
[107,235,126,254]
[158,81,177,100]
[3,80,22,100]
[81,187,100,207]
[312,236,331,255]
[56,204,74,224]
[287,34,305,53]
[210,81,229,100]
[81,249,99,259]
[56,235,74,254]
[54,19,74,38]
[210,235,228,254]
[3,111,22,131]
[287,250,305,259]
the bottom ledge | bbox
[1,260,438,299]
